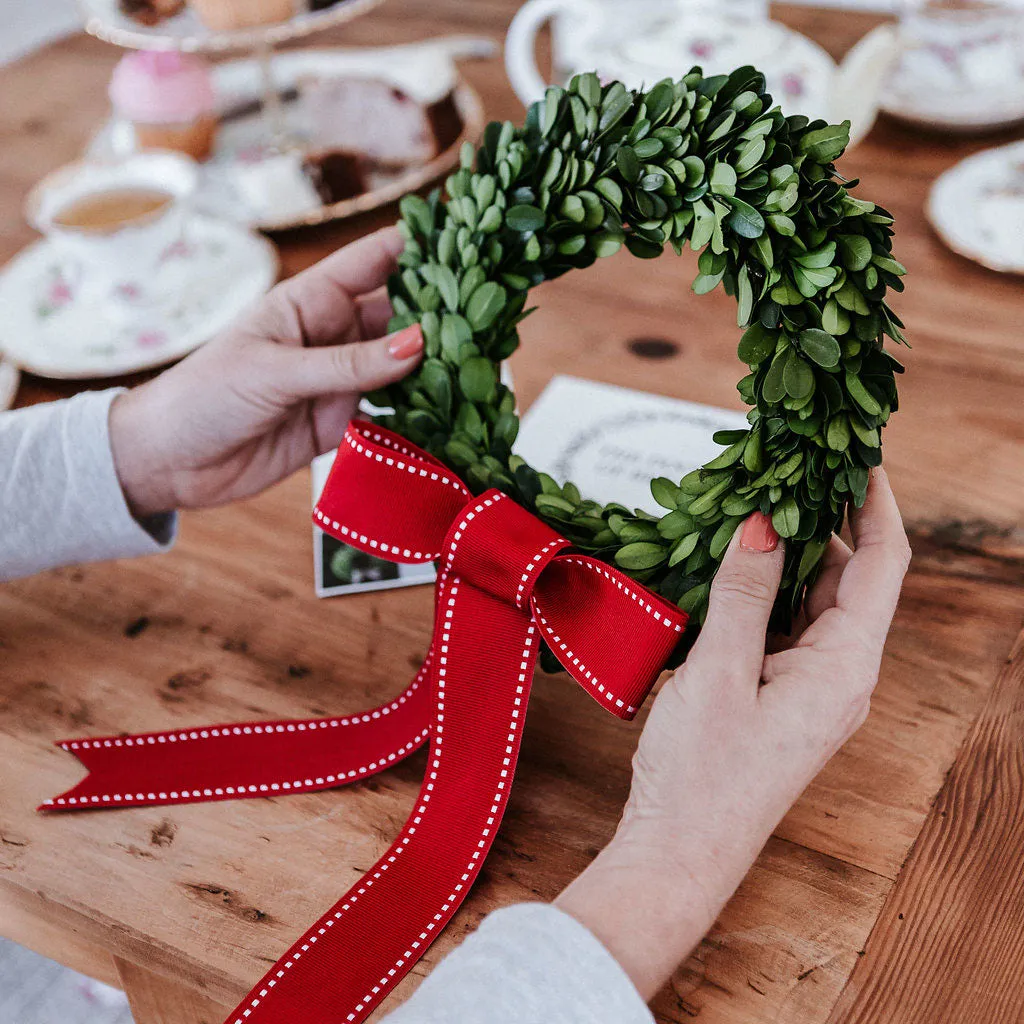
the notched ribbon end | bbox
[40,739,102,812]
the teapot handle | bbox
[831,24,900,147]
[505,0,573,108]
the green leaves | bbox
[615,146,641,183]
[465,282,507,331]
[383,72,905,640]
[799,120,850,163]
[762,349,789,404]
[737,324,776,365]
[783,352,814,400]
[633,137,664,160]
[725,196,765,238]
[440,312,471,360]
[846,371,882,415]
[771,496,801,538]
[710,161,737,196]
[594,177,623,209]
[616,542,667,571]
[799,329,841,369]
[838,233,872,271]
[506,205,545,232]
[599,82,633,132]
[458,357,496,402]
[399,194,433,237]
[651,477,682,510]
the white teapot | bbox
[505,0,898,147]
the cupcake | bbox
[119,0,185,26]
[109,51,218,162]
[187,0,298,31]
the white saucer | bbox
[0,215,278,379]
[928,140,1024,275]
[0,357,19,410]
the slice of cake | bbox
[300,76,461,168]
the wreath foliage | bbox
[372,66,907,644]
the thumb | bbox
[689,512,785,686]
[275,323,423,401]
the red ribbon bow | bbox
[42,421,686,1024]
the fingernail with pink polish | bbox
[740,512,779,553]
[387,324,423,360]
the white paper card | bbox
[514,375,749,516]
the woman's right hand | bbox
[556,467,911,1000]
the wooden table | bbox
[2,4,1023,1023]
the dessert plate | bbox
[0,357,19,410]
[928,140,1024,274]
[80,0,385,53]
[0,215,278,379]
[89,40,490,231]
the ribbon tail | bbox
[223,575,538,1024]
[39,660,433,812]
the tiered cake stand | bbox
[78,0,487,230]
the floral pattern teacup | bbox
[25,150,198,304]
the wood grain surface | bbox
[828,633,1024,1024]
[1,3,1023,1023]
[117,959,229,1024]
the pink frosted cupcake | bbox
[109,51,218,162]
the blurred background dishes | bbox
[89,39,490,230]
[505,0,901,146]
[928,139,1024,273]
[79,0,386,52]
[882,0,1024,133]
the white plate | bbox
[928,140,1024,274]
[0,358,19,410]
[0,215,278,379]
[79,0,385,53]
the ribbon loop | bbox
[532,555,686,719]
[43,420,688,1024]
[315,423,471,565]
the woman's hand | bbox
[556,467,911,1000]
[109,227,422,516]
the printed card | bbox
[513,375,748,516]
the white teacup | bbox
[26,151,198,303]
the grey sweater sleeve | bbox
[382,903,653,1024]
[0,389,176,581]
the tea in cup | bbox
[26,150,198,301]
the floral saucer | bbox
[928,140,1024,274]
[0,215,277,379]
[0,357,19,410]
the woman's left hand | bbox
[109,227,423,517]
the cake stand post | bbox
[254,38,289,152]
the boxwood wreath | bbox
[369,66,907,658]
